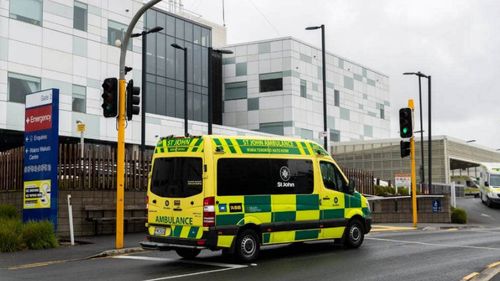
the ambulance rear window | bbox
[151,157,202,198]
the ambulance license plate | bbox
[154,227,166,236]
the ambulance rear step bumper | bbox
[140,241,206,251]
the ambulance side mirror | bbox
[347,179,356,194]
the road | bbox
[457,197,500,226]
[2,227,500,281]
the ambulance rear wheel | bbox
[234,229,260,262]
[175,248,201,259]
[343,219,364,249]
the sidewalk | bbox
[0,233,146,269]
[371,222,486,232]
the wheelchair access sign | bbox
[23,89,59,228]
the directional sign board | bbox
[23,89,59,228]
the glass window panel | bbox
[175,40,185,81]
[73,1,87,31]
[201,28,209,47]
[156,12,166,30]
[146,33,156,74]
[193,45,202,85]
[236,62,247,76]
[334,90,340,106]
[194,92,201,121]
[185,22,193,42]
[146,82,156,113]
[166,15,175,36]
[166,36,175,78]
[188,90,194,119]
[145,10,156,29]
[108,20,132,50]
[300,79,307,98]
[10,0,42,26]
[175,89,184,118]
[8,73,41,104]
[224,82,247,100]
[201,47,208,86]
[156,33,166,77]
[186,42,193,84]
[260,78,282,92]
[201,94,208,122]
[259,122,284,135]
[156,84,166,115]
[193,25,201,45]
[175,18,184,39]
[166,87,175,117]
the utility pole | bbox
[116,0,161,249]
[408,99,418,227]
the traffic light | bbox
[101,78,118,118]
[399,107,413,138]
[126,79,140,120]
[400,140,411,158]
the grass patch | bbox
[0,219,24,252]
[0,204,18,220]
[22,220,59,250]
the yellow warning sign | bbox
[23,180,51,209]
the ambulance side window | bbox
[320,161,347,192]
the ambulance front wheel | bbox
[343,219,365,249]
[175,248,201,259]
[234,229,260,262]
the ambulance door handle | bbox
[323,196,330,200]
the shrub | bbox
[0,205,18,220]
[451,207,467,224]
[397,187,409,196]
[0,219,24,252]
[22,221,58,250]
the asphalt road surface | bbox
[2,227,500,281]
[457,197,500,226]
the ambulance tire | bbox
[234,229,260,262]
[175,248,201,259]
[343,219,364,249]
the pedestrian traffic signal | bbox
[126,79,140,120]
[101,78,118,118]
[399,107,413,138]
[400,140,411,158]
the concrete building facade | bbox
[221,37,391,145]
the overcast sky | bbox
[181,0,500,149]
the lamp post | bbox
[306,24,328,152]
[403,71,432,191]
[171,43,188,137]
[131,26,163,154]
[208,48,233,135]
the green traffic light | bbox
[403,128,408,134]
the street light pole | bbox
[306,24,328,152]
[417,76,425,185]
[403,71,432,192]
[208,48,233,135]
[171,43,188,137]
[131,26,163,153]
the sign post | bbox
[23,89,59,228]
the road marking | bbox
[371,225,416,232]
[141,267,242,281]
[461,272,479,281]
[487,261,500,268]
[8,259,70,270]
[112,255,247,269]
[367,237,500,251]
[112,255,249,281]
[480,213,492,218]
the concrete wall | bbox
[369,196,450,223]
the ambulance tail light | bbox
[203,197,215,227]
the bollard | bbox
[67,194,75,246]
[450,182,456,208]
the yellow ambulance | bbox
[140,135,371,261]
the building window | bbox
[380,104,385,119]
[300,79,307,98]
[8,73,40,104]
[260,72,283,93]
[236,62,247,76]
[72,85,86,113]
[224,82,247,100]
[330,129,340,142]
[10,0,42,26]
[259,122,284,135]
[334,89,340,106]
[73,1,88,31]
[108,20,132,50]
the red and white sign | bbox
[25,105,52,132]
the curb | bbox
[463,261,500,281]
[88,247,145,259]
